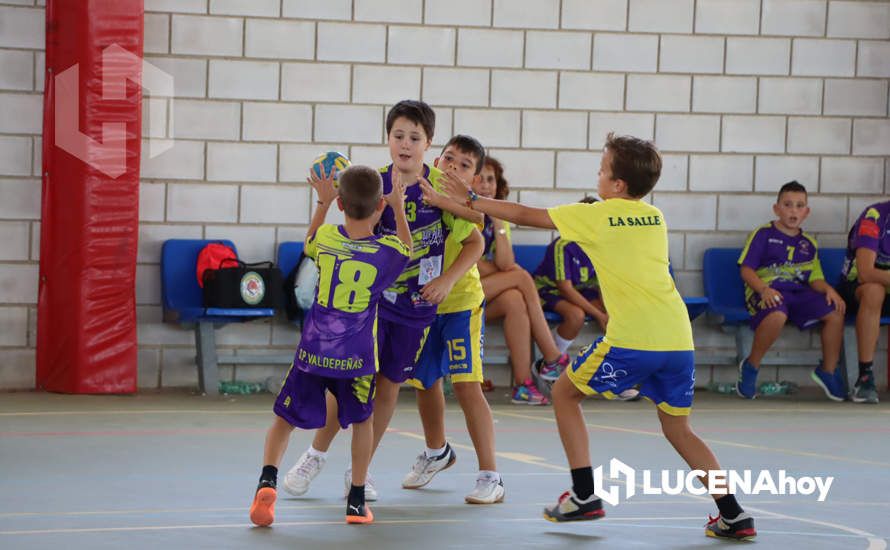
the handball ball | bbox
[311,151,351,186]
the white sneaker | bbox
[282,450,326,496]
[465,475,505,504]
[401,443,457,489]
[617,388,641,401]
[343,468,378,501]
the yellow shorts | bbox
[408,304,484,390]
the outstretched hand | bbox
[307,165,338,205]
[385,170,407,210]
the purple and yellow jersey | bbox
[738,222,824,302]
[534,238,599,299]
[295,224,410,379]
[843,201,890,284]
[377,163,476,327]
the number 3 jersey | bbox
[295,224,410,379]
[376,164,476,327]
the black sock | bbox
[859,361,874,381]
[715,494,743,520]
[570,467,595,501]
[259,465,278,488]
[347,484,366,507]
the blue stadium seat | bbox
[702,248,750,325]
[276,241,305,280]
[161,239,276,394]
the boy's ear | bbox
[772,202,781,217]
[424,138,432,151]
[376,197,386,212]
[433,156,440,168]
[336,196,345,212]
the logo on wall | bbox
[240,272,266,305]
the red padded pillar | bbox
[37,0,144,393]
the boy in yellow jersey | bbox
[441,133,756,541]
[403,135,503,504]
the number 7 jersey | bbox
[295,224,410,379]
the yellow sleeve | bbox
[380,234,411,258]
[304,225,324,260]
[547,203,600,244]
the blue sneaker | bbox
[736,358,758,399]
[811,366,846,402]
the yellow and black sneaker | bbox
[705,513,757,541]
[543,489,605,522]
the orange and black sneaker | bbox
[249,480,277,527]
[346,501,374,525]
[705,513,757,541]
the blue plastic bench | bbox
[513,244,708,322]
[161,239,277,395]
[276,241,305,326]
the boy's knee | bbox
[552,374,584,404]
[452,380,481,399]
[858,283,886,307]
[502,288,525,312]
[564,305,585,326]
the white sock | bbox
[478,470,500,482]
[307,445,328,460]
[426,444,447,458]
[553,331,573,354]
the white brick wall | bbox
[1,2,887,390]
[726,38,790,75]
[561,0,627,31]
[525,31,591,71]
[761,0,826,37]
[695,0,760,35]
[171,15,242,57]
[457,29,524,68]
[453,109,520,147]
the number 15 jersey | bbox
[295,224,410,379]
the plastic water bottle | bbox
[708,382,736,394]
[219,380,265,394]
[758,382,786,396]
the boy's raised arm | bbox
[436,174,555,229]
[305,168,339,248]
[419,173,484,225]
[385,171,413,255]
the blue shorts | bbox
[567,337,695,416]
[409,304,485,390]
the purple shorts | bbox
[273,367,375,430]
[747,286,835,330]
[539,288,600,312]
[377,317,431,383]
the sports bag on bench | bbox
[202,258,284,309]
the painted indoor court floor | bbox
[1,389,888,549]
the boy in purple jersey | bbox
[837,200,890,404]
[280,100,482,500]
[736,181,846,401]
[249,165,411,527]
[534,198,608,371]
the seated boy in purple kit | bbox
[249,164,411,527]
[836,200,890,404]
[736,181,846,401]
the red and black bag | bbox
[197,244,283,309]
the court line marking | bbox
[493,409,890,468]
[1,516,882,539]
[487,409,887,550]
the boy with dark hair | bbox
[440,132,757,541]
[401,135,503,503]
[837,200,890,404]
[249,164,411,526]
[737,181,846,401]
[281,102,483,501]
